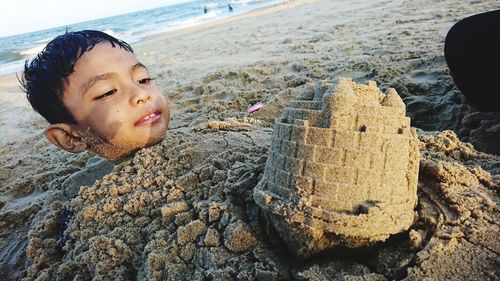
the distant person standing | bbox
[203,5,208,14]
[228,4,233,12]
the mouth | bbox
[135,109,162,126]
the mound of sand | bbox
[23,118,499,281]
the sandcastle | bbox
[253,78,420,257]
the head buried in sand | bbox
[254,78,420,258]
[21,30,170,160]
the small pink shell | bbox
[247,103,264,114]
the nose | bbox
[129,83,151,106]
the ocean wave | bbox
[19,45,45,56]
[160,8,225,32]
[33,37,52,44]
[102,29,121,39]
[0,50,25,64]
[0,59,24,75]
[231,0,281,5]
[102,29,137,42]
[0,0,287,75]
[203,2,220,8]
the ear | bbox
[44,123,87,153]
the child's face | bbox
[62,42,170,159]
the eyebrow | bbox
[80,62,149,95]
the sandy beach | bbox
[0,0,499,280]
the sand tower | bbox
[253,78,420,257]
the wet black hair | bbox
[20,30,134,124]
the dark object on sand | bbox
[57,207,74,247]
[445,9,500,112]
[445,10,500,154]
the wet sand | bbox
[0,0,499,280]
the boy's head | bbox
[21,30,170,160]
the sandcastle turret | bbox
[253,78,420,257]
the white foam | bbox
[0,60,24,76]
[33,37,52,44]
[19,45,44,56]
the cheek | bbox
[160,96,170,113]
[106,110,129,134]
[153,90,167,103]
[86,108,129,139]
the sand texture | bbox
[254,79,420,257]
[1,0,499,280]
[22,129,499,280]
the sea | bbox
[0,0,286,75]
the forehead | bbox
[72,42,138,76]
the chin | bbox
[100,128,167,160]
[133,133,165,151]
[149,123,168,145]
[92,140,160,161]
[147,134,165,147]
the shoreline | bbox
[0,0,305,80]
[136,0,310,44]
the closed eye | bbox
[138,77,155,84]
[94,89,117,100]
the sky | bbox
[0,0,193,38]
